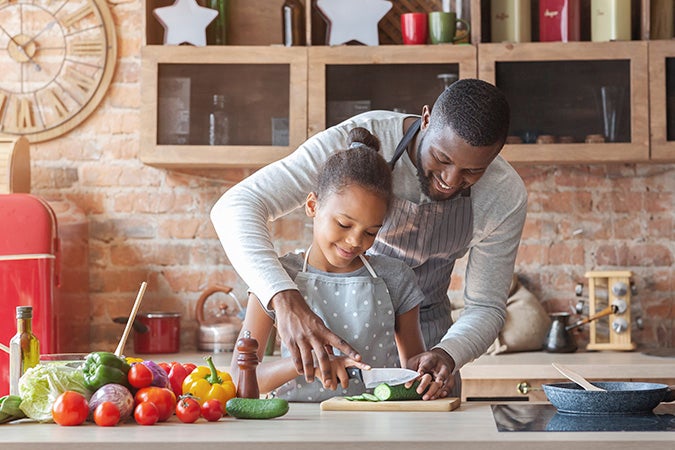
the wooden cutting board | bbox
[320,397,460,412]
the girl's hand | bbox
[314,356,366,390]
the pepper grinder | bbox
[235,330,260,399]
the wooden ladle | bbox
[552,363,606,391]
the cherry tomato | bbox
[200,399,223,422]
[134,402,159,426]
[93,401,120,427]
[175,395,201,423]
[128,363,153,389]
[134,387,176,422]
[52,391,89,426]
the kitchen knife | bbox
[346,367,419,389]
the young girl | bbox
[231,128,431,402]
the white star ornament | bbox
[153,0,218,47]
[317,0,393,46]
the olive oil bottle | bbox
[9,306,40,395]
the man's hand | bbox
[270,290,366,389]
[406,348,456,399]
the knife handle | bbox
[346,367,363,383]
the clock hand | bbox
[0,23,42,72]
[21,21,57,49]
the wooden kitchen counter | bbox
[460,350,675,402]
[1,401,673,450]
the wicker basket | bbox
[379,0,443,45]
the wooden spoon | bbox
[114,281,147,357]
[552,362,606,391]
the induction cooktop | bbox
[492,404,675,432]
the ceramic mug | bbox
[428,12,470,44]
[401,12,428,45]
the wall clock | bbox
[0,0,117,142]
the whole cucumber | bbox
[0,395,26,424]
[226,398,289,419]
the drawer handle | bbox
[516,381,543,395]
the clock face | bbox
[0,0,116,142]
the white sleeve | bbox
[210,127,349,307]
[433,162,528,371]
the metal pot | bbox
[133,312,181,354]
[543,381,675,415]
[196,284,244,352]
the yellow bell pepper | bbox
[125,356,144,365]
[182,355,236,413]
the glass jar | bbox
[208,94,229,145]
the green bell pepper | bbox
[82,352,131,391]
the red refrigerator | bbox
[0,194,60,396]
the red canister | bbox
[539,0,580,42]
[134,312,181,354]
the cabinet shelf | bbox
[478,41,649,163]
[140,45,307,168]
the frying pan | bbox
[543,382,675,415]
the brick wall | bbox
[27,4,674,354]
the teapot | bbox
[196,284,244,352]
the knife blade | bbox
[346,367,419,389]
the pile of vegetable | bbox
[1,352,289,427]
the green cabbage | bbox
[18,363,92,422]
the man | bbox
[211,79,528,398]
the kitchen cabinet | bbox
[460,350,675,402]
[140,45,307,168]
[649,40,675,161]
[478,41,650,163]
[307,45,477,136]
[141,0,668,168]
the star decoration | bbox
[317,0,392,46]
[153,0,218,47]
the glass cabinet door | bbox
[649,41,675,161]
[479,41,649,163]
[140,46,307,168]
[308,46,477,136]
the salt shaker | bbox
[235,330,260,399]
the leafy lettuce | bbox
[18,363,91,422]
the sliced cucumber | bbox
[361,393,380,402]
[225,398,289,419]
[373,381,423,401]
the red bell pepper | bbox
[166,361,197,396]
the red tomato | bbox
[200,399,223,422]
[175,395,201,423]
[93,401,120,427]
[52,391,89,426]
[158,362,171,374]
[134,387,176,422]
[128,363,153,389]
[134,402,159,426]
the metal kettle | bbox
[196,284,244,352]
